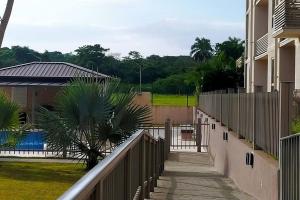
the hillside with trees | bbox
[0,37,244,94]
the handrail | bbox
[58,130,165,200]
[280,133,300,141]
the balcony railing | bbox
[58,130,166,200]
[256,33,268,57]
[274,0,300,37]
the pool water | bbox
[0,131,45,150]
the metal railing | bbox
[58,130,166,200]
[256,33,268,57]
[274,0,300,33]
[280,134,300,200]
[199,90,279,157]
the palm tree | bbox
[38,78,152,170]
[0,91,23,146]
[190,37,214,63]
[0,92,19,129]
[0,0,15,47]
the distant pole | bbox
[187,93,189,107]
[139,65,142,94]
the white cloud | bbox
[3,18,244,56]
[1,0,244,56]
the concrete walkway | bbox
[150,152,256,200]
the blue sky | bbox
[1,0,245,57]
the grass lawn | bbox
[0,162,85,200]
[152,94,196,107]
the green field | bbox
[0,162,85,200]
[152,94,196,106]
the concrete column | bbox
[295,39,300,90]
[294,39,300,115]
[31,87,36,124]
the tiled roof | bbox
[0,62,109,79]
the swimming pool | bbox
[0,131,45,150]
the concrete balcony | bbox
[255,33,268,59]
[273,0,300,38]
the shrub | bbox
[292,118,300,134]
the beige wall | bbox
[254,60,268,92]
[132,92,194,124]
[0,86,61,122]
[133,92,152,106]
[279,45,295,83]
[151,106,193,125]
[201,110,279,200]
[254,3,268,40]
[295,39,300,90]
[0,87,12,99]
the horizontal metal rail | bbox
[280,133,300,141]
[58,130,166,200]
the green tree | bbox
[190,37,213,63]
[215,37,244,69]
[0,47,17,67]
[38,79,151,170]
[11,46,42,63]
[126,51,143,60]
[0,92,19,130]
[74,44,109,70]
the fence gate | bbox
[169,118,210,152]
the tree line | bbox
[0,36,244,94]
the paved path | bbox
[150,152,256,200]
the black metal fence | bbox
[199,90,279,157]
[146,120,210,153]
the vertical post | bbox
[150,139,155,192]
[196,118,202,152]
[94,181,104,200]
[237,88,242,139]
[139,136,145,200]
[154,140,158,188]
[164,119,171,159]
[125,150,132,200]
[145,138,150,199]
[139,65,142,94]
[279,82,294,138]
[187,93,189,107]
[31,87,36,124]
[253,92,256,150]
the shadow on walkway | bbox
[150,152,256,200]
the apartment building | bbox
[245,0,300,97]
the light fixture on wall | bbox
[212,124,216,130]
[246,152,254,168]
[223,132,228,141]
